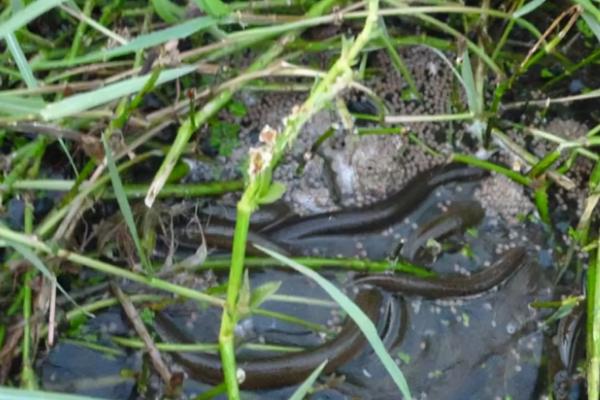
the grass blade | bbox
[288,360,328,400]
[7,241,90,315]
[256,245,412,400]
[513,0,545,18]
[102,134,151,272]
[0,0,67,38]
[460,49,481,116]
[151,0,185,23]
[40,65,196,120]
[0,95,45,116]
[31,16,215,69]
[581,11,600,44]
[5,33,38,88]
[0,388,106,400]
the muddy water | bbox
[39,170,557,399]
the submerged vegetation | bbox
[0,0,599,399]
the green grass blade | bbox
[0,95,45,116]
[40,65,195,120]
[288,360,328,400]
[7,241,90,315]
[0,0,67,38]
[5,33,38,88]
[513,0,545,18]
[31,16,215,69]
[460,50,481,116]
[151,0,185,23]
[0,387,106,400]
[587,230,600,400]
[256,245,412,400]
[581,11,600,44]
[102,134,151,272]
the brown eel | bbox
[354,247,527,298]
[154,288,383,389]
[400,200,485,261]
[154,247,527,389]
[263,163,488,240]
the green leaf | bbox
[250,281,282,309]
[151,0,185,23]
[288,360,328,400]
[581,11,600,44]
[102,134,151,272]
[5,33,38,89]
[513,0,545,18]
[0,388,106,400]
[460,50,481,116]
[258,181,286,205]
[193,0,230,17]
[7,241,88,315]
[528,150,561,178]
[31,16,215,69]
[0,94,45,116]
[256,245,412,400]
[40,66,196,120]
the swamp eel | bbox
[400,200,485,261]
[154,288,383,389]
[263,163,487,240]
[155,248,526,389]
[177,217,290,256]
[354,247,527,298]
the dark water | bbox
[38,175,562,399]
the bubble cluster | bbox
[474,173,535,226]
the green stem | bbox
[0,225,224,307]
[217,0,380,397]
[452,153,532,186]
[197,256,433,276]
[20,201,35,389]
[588,229,600,400]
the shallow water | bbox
[39,170,560,399]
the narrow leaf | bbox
[288,360,328,400]
[0,387,106,400]
[31,16,215,69]
[5,33,38,88]
[40,66,196,120]
[193,0,230,17]
[460,50,481,116]
[0,95,45,115]
[250,281,282,309]
[102,134,151,272]
[258,181,286,205]
[513,0,546,18]
[582,11,600,44]
[151,0,185,23]
[8,241,90,314]
[257,245,412,400]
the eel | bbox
[154,288,383,390]
[154,247,526,389]
[399,201,485,261]
[177,217,290,256]
[262,163,487,241]
[353,247,527,298]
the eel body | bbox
[354,247,527,298]
[400,200,485,261]
[154,289,383,389]
[263,163,487,240]
[155,248,526,389]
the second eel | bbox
[154,247,527,389]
